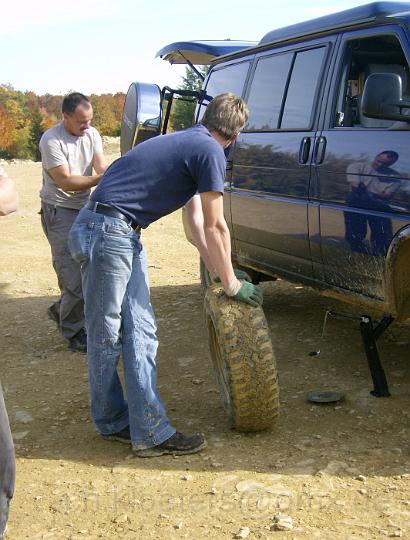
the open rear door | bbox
[156,40,256,66]
[121,40,257,155]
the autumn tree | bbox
[91,94,119,136]
[0,86,126,158]
[0,103,15,155]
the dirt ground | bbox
[0,138,409,539]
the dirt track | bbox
[0,139,409,539]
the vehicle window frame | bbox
[243,40,332,133]
[325,26,410,131]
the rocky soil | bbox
[0,139,409,539]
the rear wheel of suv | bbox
[204,284,279,431]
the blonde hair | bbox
[201,93,248,140]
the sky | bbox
[1,0,407,96]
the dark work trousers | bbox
[40,202,85,339]
[0,384,15,539]
[344,190,393,256]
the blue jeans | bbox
[68,208,176,449]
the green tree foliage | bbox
[170,66,208,132]
[0,86,125,159]
[27,107,44,161]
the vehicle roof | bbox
[155,40,257,65]
[260,2,410,46]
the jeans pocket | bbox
[69,222,94,264]
[103,221,133,237]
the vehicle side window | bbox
[333,34,410,129]
[281,47,325,128]
[196,61,250,120]
[246,53,292,130]
[246,46,326,131]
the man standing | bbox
[68,93,262,457]
[0,167,18,539]
[39,92,107,353]
[344,150,401,255]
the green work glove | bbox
[213,268,252,283]
[232,281,263,307]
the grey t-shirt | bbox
[39,122,103,209]
[346,161,401,197]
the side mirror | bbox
[120,82,162,155]
[361,73,410,122]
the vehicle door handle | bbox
[298,137,311,164]
[314,136,327,164]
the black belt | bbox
[85,201,142,232]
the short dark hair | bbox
[62,92,90,114]
[378,150,399,163]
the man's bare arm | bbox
[199,191,236,289]
[93,152,108,175]
[184,195,215,273]
[48,163,101,191]
[0,170,18,216]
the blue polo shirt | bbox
[91,124,226,227]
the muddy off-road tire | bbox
[204,285,279,431]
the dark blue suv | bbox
[121,2,410,400]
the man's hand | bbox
[213,268,252,283]
[232,281,263,307]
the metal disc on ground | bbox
[307,390,345,403]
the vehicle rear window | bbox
[197,61,250,120]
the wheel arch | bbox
[386,224,410,321]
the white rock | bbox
[236,480,266,493]
[234,526,250,538]
[14,410,33,423]
[318,461,349,475]
[12,431,29,440]
[113,514,129,524]
[271,514,294,531]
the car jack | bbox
[309,309,393,397]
